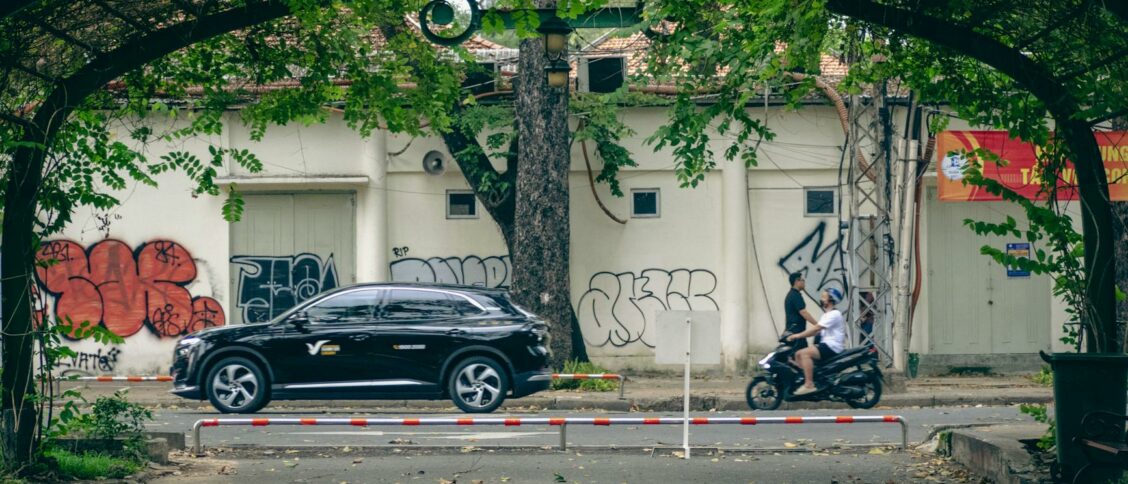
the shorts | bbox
[816,342,839,360]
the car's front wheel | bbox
[448,356,508,413]
[206,356,269,414]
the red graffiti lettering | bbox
[35,239,225,338]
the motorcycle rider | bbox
[784,272,821,350]
[786,287,846,396]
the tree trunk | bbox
[509,5,588,366]
[1115,202,1128,350]
[1113,118,1128,351]
[1,145,45,466]
[379,20,589,365]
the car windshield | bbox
[262,288,342,324]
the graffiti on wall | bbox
[58,348,121,372]
[576,269,719,348]
[779,221,848,305]
[390,255,512,288]
[231,253,339,323]
[35,239,226,338]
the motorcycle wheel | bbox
[845,373,883,409]
[745,376,783,411]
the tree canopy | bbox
[641,0,1128,351]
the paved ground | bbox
[153,447,979,483]
[157,406,1030,451]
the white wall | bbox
[36,104,1070,376]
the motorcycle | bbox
[746,333,883,410]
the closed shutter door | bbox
[230,193,355,325]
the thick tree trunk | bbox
[0,146,42,466]
[1116,202,1128,350]
[510,5,587,366]
[1058,119,1119,352]
[1113,118,1128,351]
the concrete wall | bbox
[34,105,1063,376]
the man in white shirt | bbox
[786,288,846,396]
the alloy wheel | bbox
[211,363,259,410]
[454,363,502,409]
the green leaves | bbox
[222,185,246,223]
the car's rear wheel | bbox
[448,356,508,413]
[206,356,269,414]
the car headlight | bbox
[176,336,202,356]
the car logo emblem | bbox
[306,340,331,355]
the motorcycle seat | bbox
[821,346,869,364]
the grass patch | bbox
[551,360,619,392]
[43,448,140,480]
[1029,365,1053,386]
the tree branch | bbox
[377,23,516,232]
[826,0,1076,117]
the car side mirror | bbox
[288,311,310,327]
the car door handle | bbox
[446,329,466,335]
[350,334,371,341]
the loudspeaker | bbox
[423,150,447,175]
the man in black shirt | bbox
[784,272,820,349]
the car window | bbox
[305,290,381,323]
[381,289,481,321]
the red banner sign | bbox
[936,130,1128,202]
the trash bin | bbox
[1041,351,1128,482]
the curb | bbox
[945,425,1050,484]
[81,392,1052,412]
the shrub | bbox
[551,360,619,392]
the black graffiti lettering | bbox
[39,240,73,264]
[152,241,182,266]
[779,221,849,307]
[576,269,719,348]
[390,255,511,288]
[60,347,121,372]
[231,253,339,323]
[392,246,410,258]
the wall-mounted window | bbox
[804,187,837,217]
[447,190,478,219]
[631,188,660,218]
[586,57,625,93]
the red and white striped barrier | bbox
[191,414,907,454]
[69,375,173,382]
[551,373,626,399]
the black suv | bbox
[170,284,551,413]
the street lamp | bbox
[545,59,571,89]
[537,15,573,62]
[538,15,573,88]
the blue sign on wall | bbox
[1006,242,1031,278]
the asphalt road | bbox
[155,449,963,484]
[147,405,1031,451]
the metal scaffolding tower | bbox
[845,85,897,368]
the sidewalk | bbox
[59,374,1051,412]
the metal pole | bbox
[192,420,204,456]
[899,417,908,450]
[559,423,567,451]
[683,316,692,460]
[618,375,625,399]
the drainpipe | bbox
[722,160,750,372]
[357,129,389,282]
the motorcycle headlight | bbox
[757,352,776,369]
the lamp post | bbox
[538,15,573,88]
